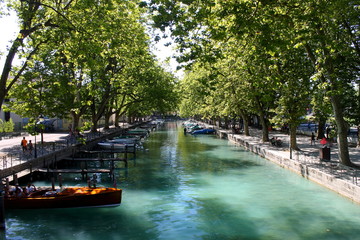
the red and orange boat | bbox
[4,187,122,209]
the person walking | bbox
[21,137,28,153]
[27,140,33,155]
[311,132,316,145]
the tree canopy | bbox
[1,0,179,132]
[148,0,360,166]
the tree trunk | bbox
[217,117,221,128]
[115,112,120,128]
[91,120,98,132]
[70,111,81,131]
[224,116,229,129]
[289,124,299,150]
[317,118,326,140]
[0,38,22,111]
[330,94,352,166]
[104,115,110,129]
[104,110,112,129]
[258,112,269,142]
[357,125,360,148]
[240,113,250,136]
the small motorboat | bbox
[191,128,216,135]
[97,142,135,150]
[107,138,138,144]
[126,129,149,137]
[4,187,122,209]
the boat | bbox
[114,135,141,140]
[107,138,138,144]
[126,129,149,138]
[191,128,216,135]
[4,186,122,209]
[97,142,135,150]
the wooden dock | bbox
[35,167,114,181]
[62,157,127,163]
[36,168,111,174]
[79,148,136,155]
[0,122,151,184]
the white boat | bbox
[97,142,135,150]
[107,138,138,144]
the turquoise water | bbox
[3,121,360,240]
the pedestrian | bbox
[27,140,33,154]
[311,132,315,145]
[68,124,73,136]
[326,126,331,139]
[21,137,28,153]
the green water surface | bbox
[3,121,360,240]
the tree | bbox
[148,0,360,166]
[0,0,81,111]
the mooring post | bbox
[51,176,55,191]
[13,173,18,186]
[125,145,128,160]
[92,174,97,188]
[58,173,62,189]
[30,163,33,182]
[5,179,9,192]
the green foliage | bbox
[24,121,37,136]
[4,0,178,132]
[0,119,15,132]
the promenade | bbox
[0,123,135,170]
[241,127,360,165]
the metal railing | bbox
[0,129,113,170]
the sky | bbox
[0,9,183,78]
[0,11,19,70]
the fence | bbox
[0,127,126,173]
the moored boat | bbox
[126,129,149,138]
[107,138,138,144]
[97,142,135,150]
[191,128,216,135]
[4,187,122,209]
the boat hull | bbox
[5,187,122,209]
[97,142,135,150]
[191,129,216,135]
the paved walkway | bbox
[0,132,69,155]
[0,123,137,170]
[240,128,360,165]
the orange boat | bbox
[4,187,122,209]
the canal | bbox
[4,121,360,240]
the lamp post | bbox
[34,122,38,158]
[34,115,44,158]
